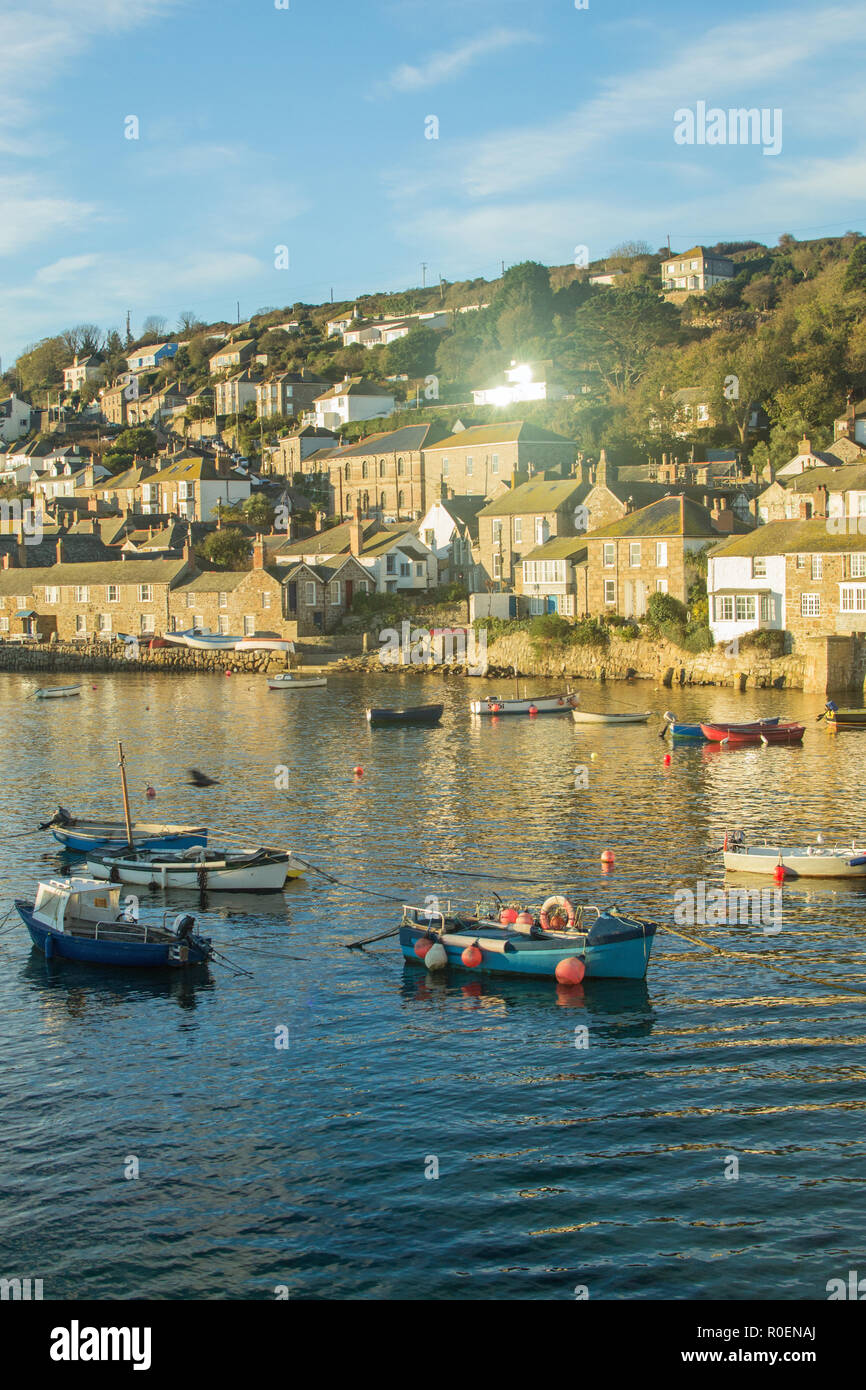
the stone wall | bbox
[0,640,293,676]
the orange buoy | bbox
[414,937,433,961]
[492,702,502,713]
[528,704,538,717]
[601,849,615,865]
[500,907,518,924]
[773,863,786,883]
[663,753,672,766]
[353,765,364,776]
[555,956,586,985]
[225,670,232,677]
[461,944,483,968]
[516,910,534,927]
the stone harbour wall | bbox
[0,641,293,676]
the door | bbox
[287,582,297,613]
[345,580,354,609]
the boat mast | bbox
[117,740,134,850]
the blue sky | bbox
[2,0,865,364]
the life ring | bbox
[540,894,575,931]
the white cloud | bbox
[0,178,97,256]
[380,27,535,95]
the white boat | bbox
[267,673,327,690]
[723,838,866,878]
[571,708,651,725]
[235,638,296,652]
[86,846,305,892]
[470,693,578,715]
[162,629,241,650]
[34,685,82,700]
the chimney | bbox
[800,436,811,457]
[814,484,828,520]
[349,504,363,557]
[182,542,194,565]
[84,464,95,489]
[88,496,99,513]
[2,551,14,569]
[315,510,324,533]
[55,538,65,564]
[253,536,265,569]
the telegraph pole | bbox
[421,263,427,288]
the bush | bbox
[529,613,572,643]
[736,628,787,656]
[646,591,688,628]
[681,625,714,653]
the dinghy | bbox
[662,712,781,740]
[471,693,578,715]
[86,846,302,892]
[366,704,443,726]
[702,721,804,746]
[45,814,209,853]
[16,878,213,967]
[267,673,327,690]
[235,637,295,652]
[34,685,82,700]
[723,834,866,878]
[819,702,866,731]
[571,708,651,725]
[400,897,657,980]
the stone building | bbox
[326,423,448,520]
[476,478,589,589]
[169,542,289,637]
[18,554,194,639]
[584,496,722,619]
[422,421,576,501]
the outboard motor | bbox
[173,914,196,941]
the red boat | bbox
[700,721,805,746]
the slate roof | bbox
[587,496,721,539]
[314,377,394,401]
[327,424,447,458]
[424,421,574,451]
[175,571,251,594]
[479,479,587,517]
[8,558,190,588]
[522,537,589,563]
[710,518,866,557]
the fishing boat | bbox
[399,897,657,980]
[267,672,327,690]
[723,833,866,878]
[571,708,651,725]
[45,814,209,853]
[366,703,444,726]
[86,845,302,892]
[471,693,578,715]
[701,721,805,746]
[16,877,213,967]
[819,702,866,731]
[34,685,82,700]
[662,712,781,740]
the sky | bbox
[2,0,866,364]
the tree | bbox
[178,310,203,333]
[572,286,680,393]
[843,241,866,295]
[142,315,168,339]
[242,494,276,529]
[199,529,251,569]
[15,337,67,392]
[608,240,652,260]
[385,326,439,377]
[61,324,101,357]
[105,426,159,463]
[493,261,553,345]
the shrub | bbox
[737,628,787,656]
[646,591,688,628]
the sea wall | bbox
[0,641,293,676]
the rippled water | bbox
[1,669,865,1299]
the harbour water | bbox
[1,671,865,1300]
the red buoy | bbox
[528,704,538,717]
[500,907,518,924]
[461,944,482,968]
[225,670,232,677]
[353,765,364,777]
[773,863,786,884]
[414,938,433,961]
[601,849,615,864]
[555,956,586,985]
[516,910,534,928]
[663,753,672,766]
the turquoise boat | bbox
[400,901,657,981]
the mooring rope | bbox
[661,921,866,995]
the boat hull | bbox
[16,902,211,967]
[471,694,577,715]
[701,721,802,744]
[400,912,656,980]
[50,821,208,853]
[35,686,81,700]
[825,709,866,730]
[86,851,300,891]
[267,676,327,689]
[724,846,866,877]
[571,709,650,724]
[366,704,444,725]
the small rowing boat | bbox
[45,815,209,853]
[267,673,327,690]
[366,703,444,726]
[471,693,577,716]
[86,846,303,892]
[571,708,651,725]
[400,896,657,980]
[723,834,866,878]
[819,702,866,731]
[34,685,81,700]
[662,712,781,740]
[16,878,214,968]
[702,721,805,746]
[235,637,295,652]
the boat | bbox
[16,877,213,967]
[34,685,82,700]
[571,708,651,725]
[235,637,295,653]
[44,814,209,853]
[86,845,303,892]
[471,693,578,715]
[819,702,866,731]
[723,833,866,878]
[366,704,444,726]
[267,672,327,690]
[162,628,240,650]
[662,712,781,740]
[399,897,657,980]
[701,721,805,746]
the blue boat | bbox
[399,900,657,980]
[42,811,208,853]
[16,878,213,968]
[662,712,781,741]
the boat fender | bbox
[540,895,576,931]
[414,937,434,961]
[555,956,585,985]
[461,944,483,968]
[425,942,448,971]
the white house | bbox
[215,370,260,416]
[63,355,105,393]
[326,308,359,337]
[312,377,395,432]
[0,395,32,444]
[472,361,563,408]
[661,246,735,294]
[707,546,786,646]
[126,342,179,373]
[416,497,481,585]
[774,436,841,479]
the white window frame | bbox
[138,584,153,603]
[801,593,821,617]
[655,542,667,568]
[629,542,641,568]
[603,543,615,568]
[604,579,616,605]
[243,615,255,635]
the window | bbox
[656,542,667,568]
[735,595,756,622]
[760,595,774,622]
[45,586,59,604]
[603,542,615,568]
[344,463,351,480]
[378,461,385,477]
[106,585,119,603]
[0,617,8,632]
[305,582,316,604]
[424,529,435,548]
[841,585,866,612]
[398,491,404,509]
[441,458,448,476]
[243,616,255,635]
[811,555,823,580]
[75,615,86,635]
[187,593,195,608]
[493,554,502,580]
[752,557,767,577]
[851,554,866,578]
[535,518,547,545]
[217,616,229,635]
[465,456,474,476]
[98,614,111,633]
[219,592,228,608]
[513,518,522,543]
[138,584,153,603]
[74,586,89,603]
[656,578,668,593]
[716,596,734,622]
[397,458,404,475]
[697,404,709,422]
[796,554,806,570]
[362,462,368,479]
[629,542,641,567]
[399,562,410,578]
[604,579,616,605]
[261,592,271,609]
[492,519,503,543]
[491,454,499,474]
[193,614,204,629]
[415,562,424,577]
[140,614,155,634]
[329,581,341,604]
[801,594,820,617]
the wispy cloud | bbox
[379,27,535,95]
